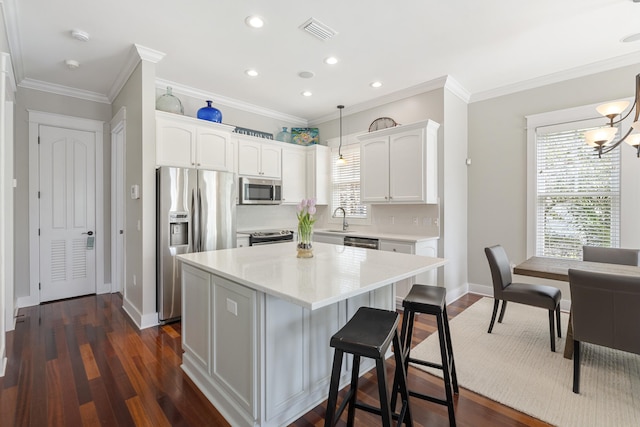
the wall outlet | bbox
[390,216,395,225]
[412,217,418,225]
[133,274,137,286]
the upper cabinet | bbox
[358,120,439,204]
[156,111,235,171]
[281,144,329,205]
[237,138,282,179]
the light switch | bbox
[226,298,238,316]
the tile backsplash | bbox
[237,203,440,237]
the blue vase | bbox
[197,100,222,123]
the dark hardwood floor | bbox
[0,292,551,426]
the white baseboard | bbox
[16,295,39,309]
[122,296,159,330]
[0,350,6,377]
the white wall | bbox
[467,64,640,295]
[13,88,112,303]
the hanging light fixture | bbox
[336,105,346,165]
[585,73,640,158]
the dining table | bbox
[514,256,640,359]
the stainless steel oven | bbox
[249,230,294,246]
[239,177,282,205]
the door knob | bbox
[82,231,94,236]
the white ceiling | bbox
[4,0,640,122]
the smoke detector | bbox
[65,59,80,69]
[70,29,90,42]
[299,18,337,41]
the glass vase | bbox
[197,100,223,123]
[156,86,184,115]
[276,127,292,143]
[297,226,314,258]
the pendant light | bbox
[336,105,346,165]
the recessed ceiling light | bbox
[301,91,313,97]
[65,59,80,69]
[70,29,90,42]
[622,32,640,43]
[324,56,338,65]
[298,71,315,79]
[370,81,383,88]
[245,69,259,77]
[245,15,264,28]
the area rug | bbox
[410,297,640,427]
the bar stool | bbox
[324,306,412,427]
[392,284,458,427]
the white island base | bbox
[178,242,446,427]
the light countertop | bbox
[178,242,447,310]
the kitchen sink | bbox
[323,229,351,233]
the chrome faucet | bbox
[333,207,349,231]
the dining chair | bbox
[568,268,640,393]
[582,246,640,266]
[484,245,562,351]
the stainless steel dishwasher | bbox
[343,236,379,250]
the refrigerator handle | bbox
[198,187,203,252]
[191,188,198,253]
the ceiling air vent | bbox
[299,18,337,41]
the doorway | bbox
[26,111,105,306]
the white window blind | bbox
[331,144,367,218]
[535,123,620,259]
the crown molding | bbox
[19,78,110,103]
[443,75,471,103]
[107,44,165,102]
[134,44,166,64]
[156,78,308,126]
[470,51,640,103]
[0,0,23,83]
[309,75,458,125]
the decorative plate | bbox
[368,117,398,132]
[291,128,319,146]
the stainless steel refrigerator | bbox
[156,166,236,323]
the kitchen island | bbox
[177,242,446,427]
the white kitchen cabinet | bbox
[237,235,250,248]
[281,145,306,204]
[156,111,235,171]
[379,238,438,305]
[313,232,345,245]
[358,120,439,204]
[306,145,330,205]
[237,138,282,179]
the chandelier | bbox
[584,73,640,158]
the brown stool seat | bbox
[403,284,447,314]
[325,307,413,427]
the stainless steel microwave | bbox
[238,177,282,205]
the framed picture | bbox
[291,128,319,146]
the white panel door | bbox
[39,125,96,302]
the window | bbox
[330,144,367,219]
[531,118,620,259]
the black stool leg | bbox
[325,349,344,427]
[437,311,457,427]
[346,355,361,427]
[556,305,562,338]
[392,332,413,426]
[548,309,556,352]
[375,357,393,427]
[391,308,416,411]
[442,306,459,393]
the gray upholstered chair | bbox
[568,268,640,393]
[485,245,562,351]
[582,245,640,266]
